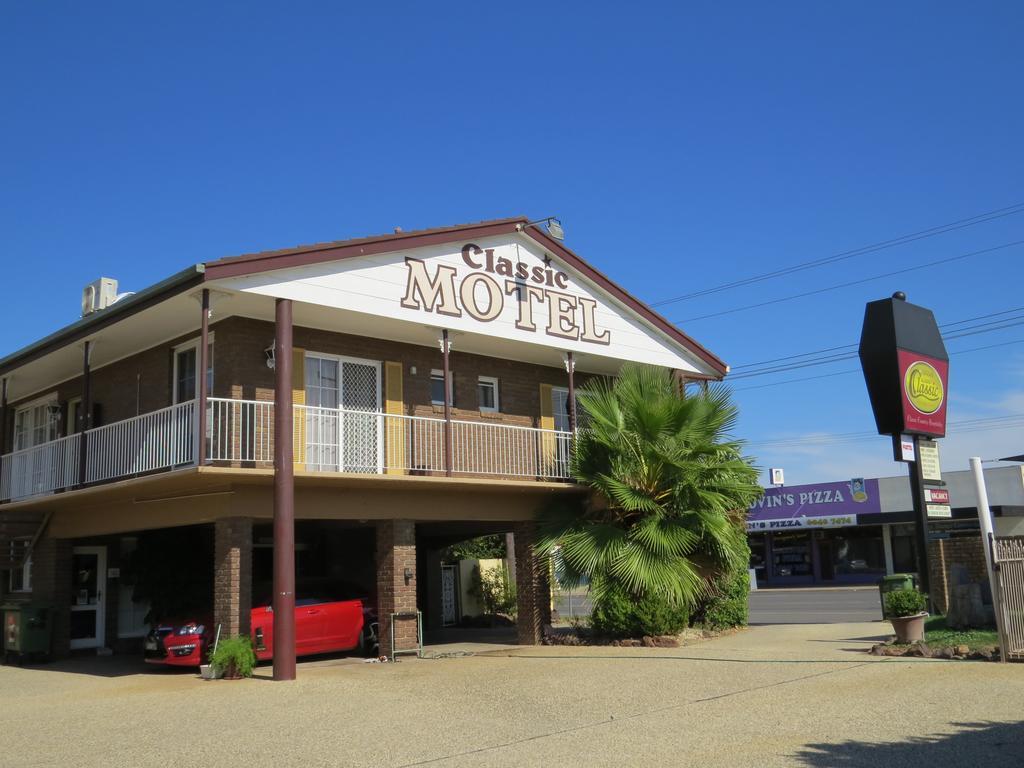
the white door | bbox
[70,546,107,650]
[305,355,382,473]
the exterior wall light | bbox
[264,341,276,370]
[516,217,565,241]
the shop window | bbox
[771,532,812,579]
[8,540,32,593]
[829,528,886,577]
[478,376,499,412]
[431,369,454,407]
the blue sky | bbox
[2,2,1022,484]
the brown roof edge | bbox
[522,228,729,378]
[202,217,528,280]
[200,215,726,378]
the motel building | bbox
[747,466,1024,591]
[0,217,726,663]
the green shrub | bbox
[210,635,256,678]
[884,588,928,618]
[590,581,689,638]
[481,565,517,617]
[698,568,750,630]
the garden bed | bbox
[871,616,1001,661]
[543,625,738,648]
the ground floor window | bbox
[890,523,918,574]
[770,532,812,579]
[823,527,886,579]
[8,539,32,593]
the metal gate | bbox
[440,565,458,627]
[993,536,1024,661]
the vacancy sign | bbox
[925,486,952,518]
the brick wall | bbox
[376,519,418,655]
[3,314,585,452]
[217,316,586,423]
[513,521,551,645]
[927,535,987,615]
[214,518,253,638]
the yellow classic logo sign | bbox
[904,361,944,414]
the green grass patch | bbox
[923,616,999,650]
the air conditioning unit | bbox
[81,278,119,317]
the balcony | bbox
[0,398,574,504]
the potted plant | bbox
[209,635,256,680]
[884,588,929,643]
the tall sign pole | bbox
[859,291,950,611]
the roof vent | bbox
[81,277,119,317]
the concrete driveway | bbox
[2,621,1022,767]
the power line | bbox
[651,201,1024,307]
[727,312,1024,381]
[677,240,1024,324]
[746,412,1024,449]
[731,306,1024,371]
[731,337,1024,392]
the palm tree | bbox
[537,364,761,611]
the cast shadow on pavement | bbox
[795,721,1024,768]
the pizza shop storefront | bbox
[747,479,918,587]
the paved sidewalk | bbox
[1,621,1022,767]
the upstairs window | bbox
[478,376,499,412]
[173,336,214,404]
[431,370,454,407]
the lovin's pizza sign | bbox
[859,294,949,438]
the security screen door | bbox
[305,355,382,472]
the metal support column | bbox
[78,341,92,487]
[272,298,296,681]
[565,351,576,434]
[908,434,933,608]
[441,329,453,477]
[197,288,210,465]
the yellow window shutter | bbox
[384,361,405,475]
[539,383,554,430]
[539,383,555,475]
[292,347,306,466]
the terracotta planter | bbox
[890,612,928,644]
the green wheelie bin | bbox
[878,573,917,619]
[2,602,55,664]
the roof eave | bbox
[0,264,206,377]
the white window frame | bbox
[13,392,60,451]
[67,396,83,435]
[172,334,214,404]
[8,540,32,593]
[303,352,384,473]
[477,376,500,413]
[430,369,454,407]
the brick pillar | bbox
[214,518,253,638]
[513,521,550,645]
[30,537,72,658]
[376,520,417,656]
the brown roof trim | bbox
[522,228,729,377]
[202,217,528,280]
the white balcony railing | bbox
[0,397,573,504]
[207,397,572,480]
[0,433,81,502]
[84,400,196,484]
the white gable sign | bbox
[400,243,611,347]
[217,235,707,373]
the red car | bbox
[145,594,377,668]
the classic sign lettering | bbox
[400,243,611,345]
